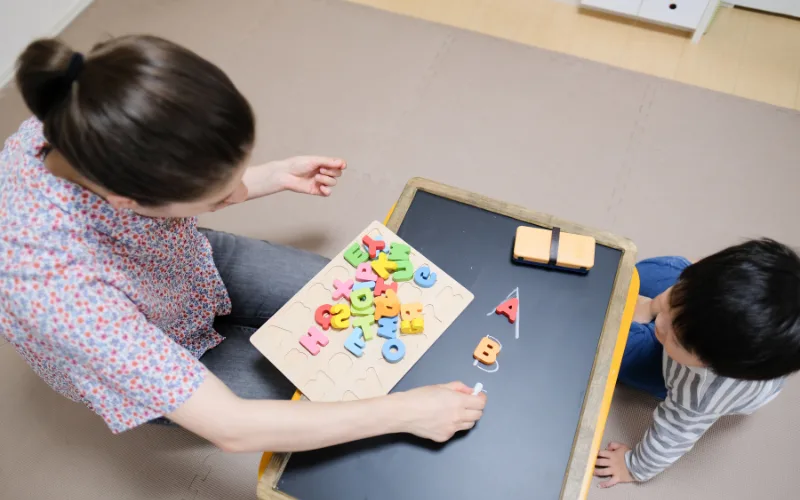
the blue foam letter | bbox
[413,265,437,288]
[344,328,366,357]
[382,338,406,363]
[377,316,399,339]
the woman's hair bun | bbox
[16,38,81,120]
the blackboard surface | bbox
[278,191,622,500]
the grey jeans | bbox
[198,228,327,400]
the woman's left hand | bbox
[240,156,346,203]
[272,156,346,197]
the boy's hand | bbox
[633,295,655,323]
[650,287,672,317]
[594,442,636,488]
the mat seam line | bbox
[606,81,658,226]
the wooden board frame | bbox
[257,178,638,500]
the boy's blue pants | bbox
[618,256,691,400]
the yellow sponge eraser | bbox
[513,226,595,272]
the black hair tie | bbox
[64,52,84,84]
[37,52,84,119]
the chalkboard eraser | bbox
[513,226,595,273]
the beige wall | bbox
[0,0,94,87]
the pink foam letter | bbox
[299,327,330,356]
[332,279,354,300]
[355,262,378,283]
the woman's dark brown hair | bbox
[15,35,255,205]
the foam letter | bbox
[299,327,329,355]
[473,336,501,365]
[495,298,518,323]
[344,328,366,357]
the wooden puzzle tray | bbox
[250,221,474,402]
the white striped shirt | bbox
[625,354,784,481]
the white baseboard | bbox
[0,0,95,90]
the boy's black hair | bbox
[670,239,800,380]
[16,36,254,206]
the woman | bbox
[1,35,485,453]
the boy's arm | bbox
[626,398,719,481]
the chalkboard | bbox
[275,190,623,500]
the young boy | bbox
[595,239,800,487]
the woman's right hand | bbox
[394,381,487,442]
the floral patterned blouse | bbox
[0,118,231,432]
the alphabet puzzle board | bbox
[249,221,474,402]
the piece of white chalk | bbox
[472,382,483,396]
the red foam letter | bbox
[315,304,332,330]
[362,235,386,259]
[495,298,518,323]
[374,277,398,298]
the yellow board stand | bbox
[578,268,639,499]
